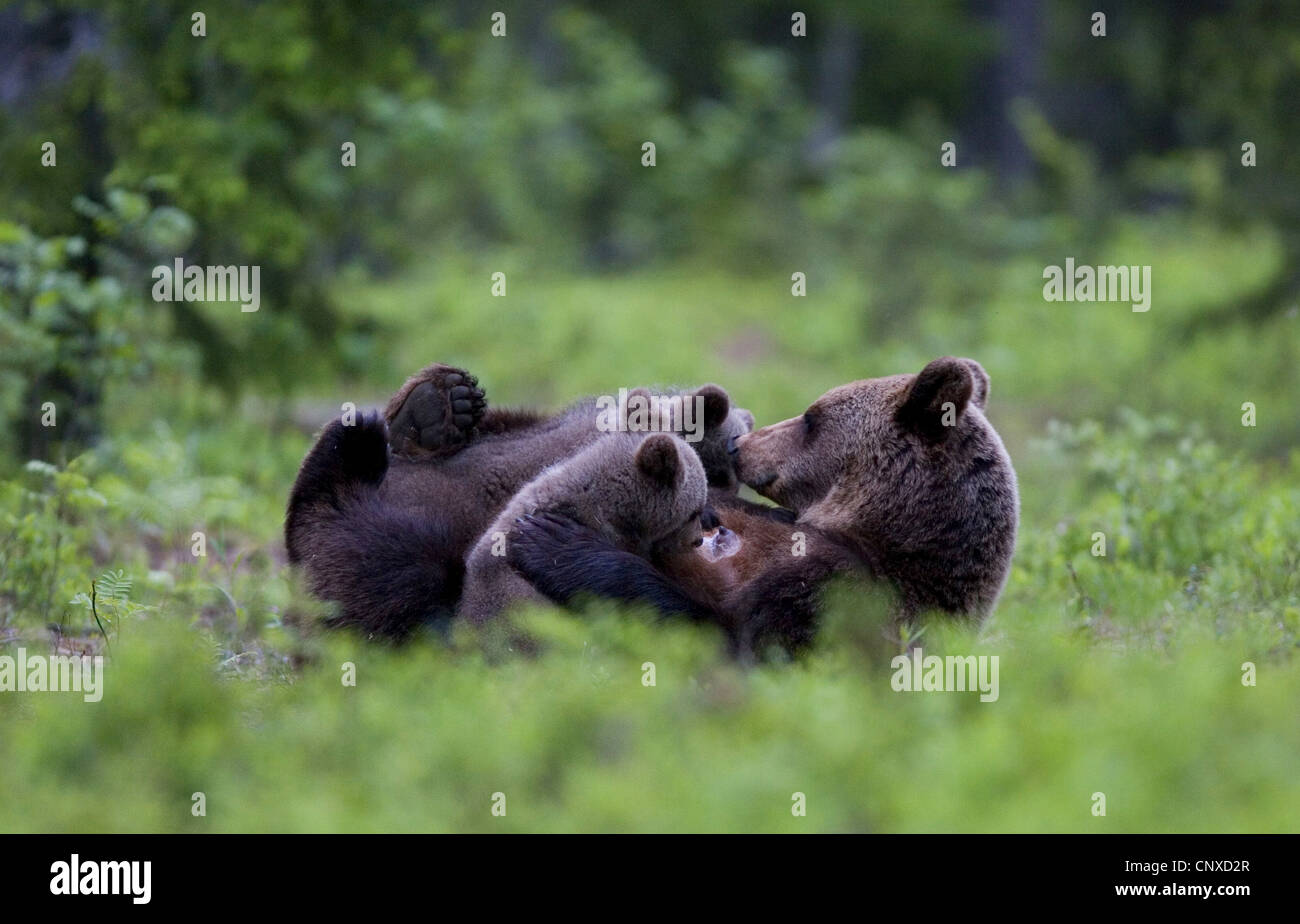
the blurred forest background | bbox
[1,0,1297,832]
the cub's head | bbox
[732,357,1018,616]
[684,384,754,493]
[551,432,710,560]
[617,432,710,557]
[618,384,754,492]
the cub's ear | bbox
[958,358,989,409]
[635,433,684,487]
[896,356,974,440]
[692,384,731,430]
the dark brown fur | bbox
[460,431,708,625]
[284,363,752,638]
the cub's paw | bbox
[386,364,487,457]
[506,512,605,587]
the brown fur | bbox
[460,432,708,624]
[284,363,751,638]
[508,357,1019,654]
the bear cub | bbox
[459,431,709,624]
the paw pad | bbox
[387,365,486,456]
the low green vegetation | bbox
[2,251,1297,832]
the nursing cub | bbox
[459,432,708,624]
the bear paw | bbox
[506,512,605,595]
[385,364,487,457]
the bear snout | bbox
[730,430,781,489]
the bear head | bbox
[684,383,754,493]
[537,430,711,561]
[731,357,1018,617]
[617,384,754,492]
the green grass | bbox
[2,226,1298,831]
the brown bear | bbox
[506,357,1019,655]
[284,363,751,638]
[458,431,708,625]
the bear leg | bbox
[507,512,714,622]
[285,411,390,563]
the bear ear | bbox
[958,358,989,409]
[635,433,683,487]
[896,356,974,440]
[692,384,731,430]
